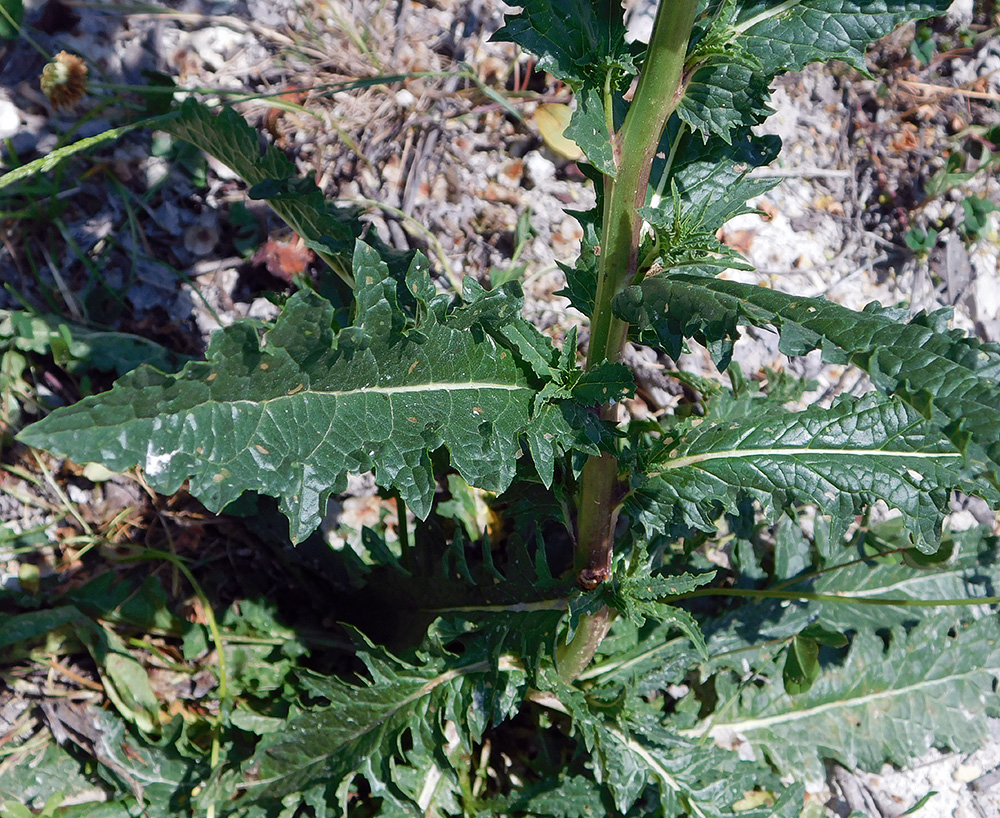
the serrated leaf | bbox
[159,99,366,284]
[627,392,991,553]
[0,742,98,811]
[677,0,948,144]
[500,317,560,380]
[492,0,635,175]
[583,617,700,695]
[734,0,952,77]
[240,634,523,809]
[689,526,1000,687]
[84,709,202,816]
[487,773,608,818]
[676,61,772,143]
[646,125,780,238]
[803,524,1000,631]
[619,273,1000,482]
[604,570,714,658]
[557,215,601,316]
[562,86,618,176]
[589,713,797,816]
[18,243,541,542]
[568,360,634,405]
[525,400,604,487]
[699,615,1000,788]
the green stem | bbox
[585,0,699,369]
[563,0,699,682]
[556,605,614,683]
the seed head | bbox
[40,51,88,110]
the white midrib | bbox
[271,381,529,398]
[686,665,1000,738]
[653,446,957,474]
[735,0,802,34]
[210,380,531,414]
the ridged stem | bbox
[560,0,699,682]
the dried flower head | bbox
[40,51,88,110]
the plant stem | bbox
[585,0,699,370]
[563,0,699,682]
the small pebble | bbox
[0,98,20,139]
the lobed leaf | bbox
[618,273,1000,482]
[698,615,1000,787]
[645,125,780,239]
[626,392,993,553]
[18,244,539,542]
[676,0,948,144]
[492,0,636,175]
[676,60,772,143]
[239,633,524,810]
[159,99,368,284]
[588,712,802,816]
[733,0,952,77]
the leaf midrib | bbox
[693,662,1000,738]
[653,446,957,474]
[252,663,479,789]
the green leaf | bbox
[584,617,700,695]
[240,633,523,809]
[75,623,163,736]
[699,615,1000,788]
[18,243,542,542]
[676,0,949,149]
[66,572,185,634]
[525,398,605,487]
[676,61,772,143]
[493,0,636,175]
[0,0,23,40]
[782,634,819,694]
[0,742,98,812]
[0,120,150,194]
[618,273,1000,482]
[485,774,609,817]
[801,524,1000,631]
[588,712,799,816]
[567,360,634,405]
[159,99,368,284]
[627,392,991,553]
[799,622,848,648]
[689,526,1000,687]
[602,568,714,658]
[77,709,202,816]
[0,606,87,653]
[961,194,998,239]
[645,125,780,237]
[0,309,188,376]
[733,0,952,77]
[557,214,601,316]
